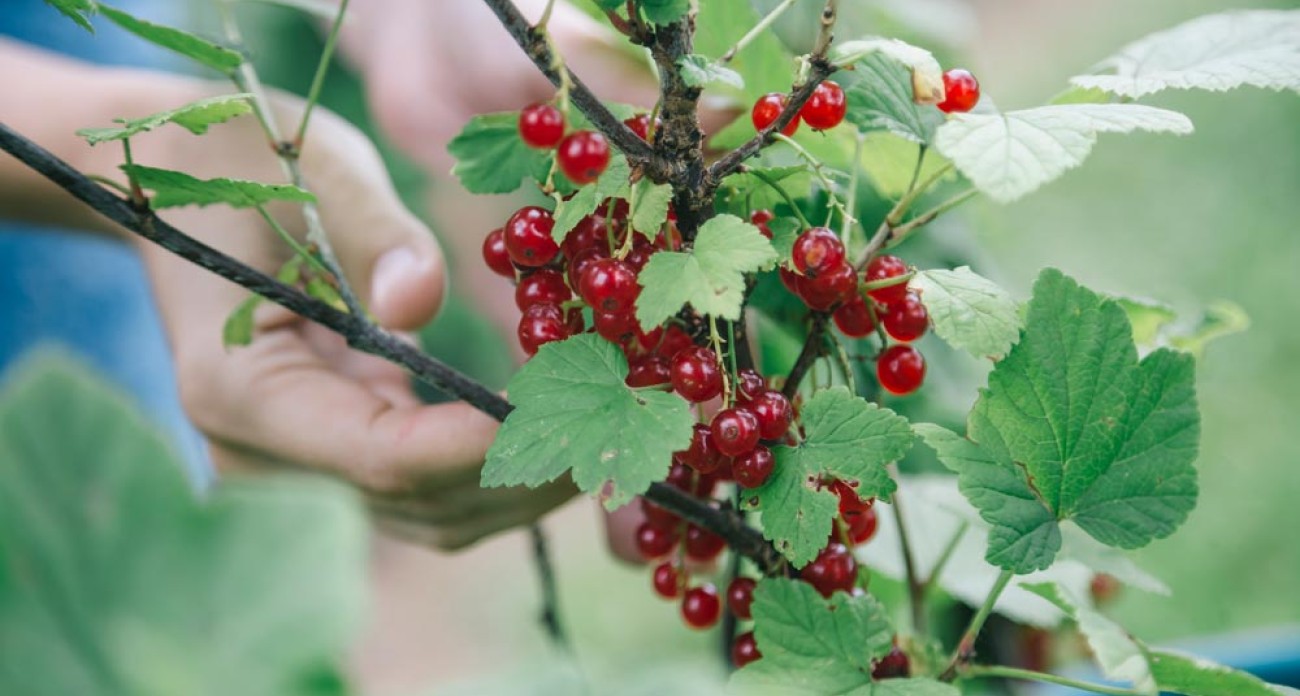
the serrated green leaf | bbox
[122,165,315,209]
[1169,301,1250,358]
[1149,650,1281,696]
[1050,85,1112,105]
[630,180,673,238]
[677,54,743,89]
[635,214,777,329]
[934,104,1193,203]
[98,5,242,73]
[913,267,1021,359]
[1070,10,1300,99]
[845,54,945,144]
[915,269,1200,574]
[482,335,694,509]
[836,36,945,104]
[223,294,262,348]
[551,186,601,243]
[1114,296,1177,348]
[638,0,689,26]
[77,94,254,144]
[752,388,912,566]
[694,0,791,104]
[43,0,97,32]
[448,112,550,195]
[767,217,800,266]
[1021,582,1156,694]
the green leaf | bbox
[43,0,97,32]
[1169,301,1250,358]
[98,5,243,73]
[122,164,315,209]
[223,293,262,348]
[448,112,550,195]
[1021,582,1156,694]
[1149,650,1281,696]
[677,54,743,89]
[751,388,913,566]
[638,0,689,26]
[835,37,946,104]
[630,179,673,238]
[635,214,777,329]
[591,0,623,9]
[694,0,792,102]
[913,267,1021,359]
[845,54,945,145]
[77,93,254,144]
[1070,10,1300,99]
[482,335,694,509]
[1050,85,1113,105]
[857,132,953,198]
[1114,296,1178,348]
[236,0,337,19]
[933,104,1193,203]
[0,356,364,696]
[551,154,631,241]
[915,269,1200,574]
[767,217,800,266]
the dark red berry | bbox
[800,543,858,598]
[937,69,980,114]
[881,291,929,342]
[847,505,879,544]
[864,254,909,305]
[681,584,722,629]
[832,479,874,517]
[801,80,847,130]
[557,130,611,184]
[751,93,799,136]
[481,228,514,278]
[514,270,571,310]
[748,390,792,441]
[623,113,652,140]
[833,295,877,337]
[801,262,857,310]
[564,306,584,334]
[711,407,760,457]
[642,498,680,528]
[567,246,607,290]
[732,631,762,667]
[727,577,757,620]
[562,213,609,258]
[504,206,559,268]
[876,344,925,395]
[872,645,910,679]
[1090,573,1122,605]
[684,525,725,562]
[579,258,639,314]
[671,346,724,403]
[593,309,638,346]
[680,423,724,474]
[735,368,767,403]
[626,355,672,388]
[732,445,774,489]
[792,227,846,277]
[657,325,696,360]
[517,303,569,356]
[652,561,683,599]
[635,521,679,560]
[623,243,654,273]
[750,209,774,239]
[518,103,565,148]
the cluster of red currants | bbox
[751,80,848,135]
[518,102,613,184]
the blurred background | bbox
[2,0,1297,694]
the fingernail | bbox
[371,246,420,315]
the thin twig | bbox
[529,523,568,646]
[782,312,829,399]
[292,0,350,149]
[960,665,1146,696]
[886,462,926,637]
[720,0,799,64]
[885,188,977,249]
[738,165,811,228]
[919,521,968,597]
[941,568,1014,681]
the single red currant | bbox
[711,407,760,457]
[832,295,877,338]
[872,645,910,679]
[801,262,858,310]
[681,584,722,629]
[593,309,638,346]
[792,227,846,277]
[750,209,774,239]
[881,291,929,342]
[671,346,724,403]
[566,246,607,291]
[518,103,565,148]
[937,69,980,114]
[517,303,569,356]
[864,254,910,305]
[579,258,639,314]
[626,356,672,388]
[514,270,571,310]
[623,243,654,273]
[847,505,879,545]
[684,525,726,562]
[734,368,767,403]
[652,561,683,600]
[732,631,762,668]
[748,390,792,441]
[727,577,757,620]
[557,130,611,184]
[657,325,695,360]
[832,479,873,517]
[635,521,679,560]
[623,113,652,141]
[876,344,926,395]
[481,228,514,278]
[800,543,858,598]
[801,80,847,130]
[642,498,680,528]
[504,206,559,268]
[680,423,725,475]
[561,213,609,258]
[1090,573,1122,605]
[751,93,799,136]
[732,445,774,489]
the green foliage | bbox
[677,54,743,89]
[97,5,243,74]
[844,54,944,145]
[43,0,96,32]
[916,269,1200,574]
[448,112,550,195]
[482,335,694,509]
[912,267,1020,360]
[1148,650,1282,696]
[122,164,315,209]
[77,94,254,144]
[223,293,262,347]
[751,388,912,567]
[550,154,631,241]
[630,179,673,238]
[637,0,690,26]
[1021,582,1156,694]
[635,214,777,330]
[0,356,365,696]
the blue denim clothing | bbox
[1,0,210,484]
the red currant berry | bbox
[504,206,559,268]
[872,645,910,679]
[792,227,846,277]
[778,266,802,294]
[593,309,638,346]
[847,506,879,545]
[864,254,909,305]
[642,498,680,528]
[623,243,654,273]
[626,355,672,388]
[517,303,569,356]
[750,209,774,239]
[832,479,873,517]
[832,295,877,338]
[1090,573,1122,605]
[562,213,609,258]
[937,69,980,114]
[876,344,926,395]
[481,228,514,278]
[680,423,724,475]
[732,445,775,489]
[518,103,565,148]
[623,113,652,141]
[566,246,607,290]
[681,584,722,629]
[800,543,858,598]
[579,258,639,314]
[801,80,847,130]
[635,521,679,560]
[732,631,762,668]
[657,325,696,360]
[801,262,858,310]
[751,93,799,136]
[748,390,792,441]
[652,561,683,599]
[727,577,757,620]
[564,306,585,334]
[735,368,767,403]
[671,346,724,403]
[684,525,726,562]
[556,130,611,184]
[881,291,929,342]
[514,270,571,310]
[711,407,760,457]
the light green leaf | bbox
[1114,296,1177,348]
[1021,582,1156,694]
[934,104,1193,203]
[1070,10,1300,99]
[858,132,953,198]
[551,155,631,241]
[122,164,315,209]
[913,267,1021,359]
[77,94,254,144]
[639,0,689,25]
[1170,301,1250,358]
[915,269,1200,574]
[767,217,800,266]
[635,214,777,329]
[448,112,550,195]
[631,179,674,238]
[752,388,912,566]
[0,356,364,696]
[677,54,744,89]
[694,0,792,103]
[43,0,97,32]
[1149,650,1281,696]
[98,5,243,73]
[833,37,946,104]
[1050,85,1112,105]
[482,335,694,509]
[223,293,262,348]
[845,53,945,145]
[716,165,813,214]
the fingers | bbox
[370,480,576,551]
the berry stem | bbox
[885,188,979,249]
[960,665,1148,696]
[920,521,970,597]
[720,0,800,64]
[782,312,830,400]
[856,160,956,269]
[292,0,350,151]
[772,133,857,233]
[941,568,1015,681]
[885,462,926,638]
[738,166,811,229]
